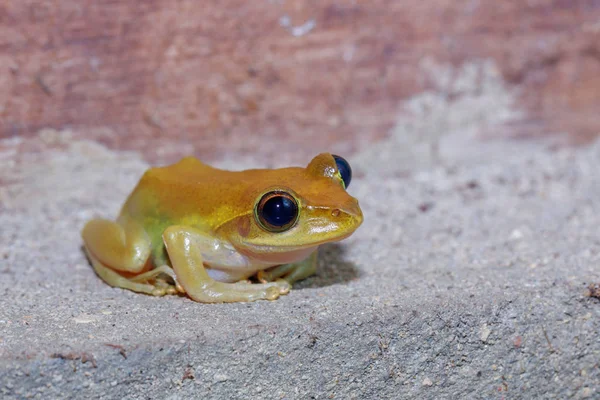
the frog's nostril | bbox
[344,200,362,218]
[331,209,341,217]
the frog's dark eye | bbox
[332,154,352,188]
[255,191,299,232]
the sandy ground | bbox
[1,63,600,398]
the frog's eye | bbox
[332,154,352,189]
[255,191,299,232]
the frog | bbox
[81,153,363,303]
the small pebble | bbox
[480,324,492,342]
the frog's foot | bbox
[234,278,290,294]
[230,278,289,295]
[163,225,291,303]
[153,279,178,296]
[257,250,318,285]
[85,247,171,296]
[130,265,185,294]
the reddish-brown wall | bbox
[1,1,599,161]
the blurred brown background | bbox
[1,0,599,162]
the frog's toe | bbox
[229,281,289,300]
[274,279,291,294]
[151,287,168,296]
[153,278,181,296]
[165,286,179,295]
[174,282,185,293]
[262,286,282,301]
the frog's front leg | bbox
[257,250,318,285]
[162,225,291,303]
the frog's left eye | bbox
[332,154,352,188]
[255,191,299,232]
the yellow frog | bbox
[82,153,363,303]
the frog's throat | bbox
[236,244,318,266]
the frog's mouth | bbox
[236,230,356,262]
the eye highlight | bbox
[255,191,299,232]
[332,154,352,188]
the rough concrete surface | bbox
[1,63,600,399]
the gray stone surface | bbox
[2,128,599,399]
[1,65,600,399]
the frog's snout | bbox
[332,198,363,227]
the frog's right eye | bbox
[255,191,299,232]
[332,154,352,188]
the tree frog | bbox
[82,153,363,303]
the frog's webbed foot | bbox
[153,279,179,296]
[85,247,172,296]
[257,250,318,285]
[130,265,185,295]
[163,226,291,303]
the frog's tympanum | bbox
[82,153,363,303]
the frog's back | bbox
[122,156,308,229]
[145,156,228,189]
[123,157,232,223]
[126,157,276,223]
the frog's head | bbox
[216,153,363,264]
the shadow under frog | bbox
[292,243,361,289]
[81,242,361,292]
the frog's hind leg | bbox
[82,217,150,274]
[84,247,167,296]
[82,217,176,296]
